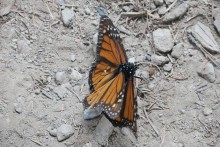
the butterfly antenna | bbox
[97,7,106,16]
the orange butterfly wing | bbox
[84,16,128,119]
[105,77,138,134]
[84,14,138,134]
[89,16,127,92]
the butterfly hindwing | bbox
[84,72,125,119]
[104,77,138,134]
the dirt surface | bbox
[0,0,220,147]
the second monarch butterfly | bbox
[84,9,138,135]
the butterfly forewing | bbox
[89,16,128,91]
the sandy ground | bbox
[0,0,220,147]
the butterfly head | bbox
[119,62,138,79]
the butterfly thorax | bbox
[119,63,138,80]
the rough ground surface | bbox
[0,0,220,147]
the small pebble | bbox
[70,54,76,62]
[158,5,167,15]
[17,40,31,53]
[55,71,67,85]
[69,69,82,81]
[85,8,91,15]
[128,57,135,63]
[83,106,102,120]
[56,124,74,142]
[151,54,169,65]
[153,29,173,53]
[163,62,172,72]
[203,107,212,116]
[14,103,22,114]
[197,62,215,83]
[154,0,164,6]
[171,43,184,59]
[164,0,175,5]
[61,8,74,27]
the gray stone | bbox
[83,106,102,120]
[197,62,215,83]
[14,103,22,114]
[153,29,173,53]
[171,43,184,59]
[0,0,15,16]
[55,71,67,85]
[47,126,58,137]
[128,57,135,63]
[121,127,136,143]
[85,8,91,15]
[189,22,220,53]
[56,124,74,142]
[213,9,220,35]
[158,5,167,15]
[164,0,175,5]
[154,0,164,6]
[93,33,98,54]
[163,62,172,72]
[61,8,74,27]
[55,0,64,5]
[53,84,67,99]
[123,6,131,12]
[151,54,169,65]
[203,107,212,116]
[136,56,146,62]
[70,54,76,62]
[94,116,114,146]
[163,2,189,23]
[17,40,31,53]
[69,69,82,81]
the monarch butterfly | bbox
[84,10,138,135]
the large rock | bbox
[94,116,114,146]
[213,8,220,35]
[153,29,173,53]
[189,22,220,53]
[56,124,74,142]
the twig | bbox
[42,0,54,20]
[121,11,160,19]
[42,90,53,99]
[160,126,166,147]
[59,4,77,7]
[30,139,43,146]
[144,109,159,136]
[66,87,82,103]
[165,0,178,13]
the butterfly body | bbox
[84,12,138,135]
[119,63,138,80]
